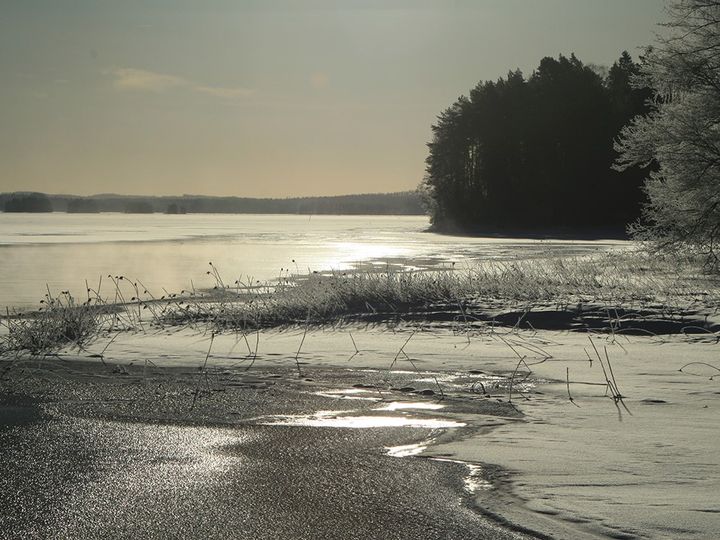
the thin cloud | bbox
[111,68,186,92]
[108,68,253,99]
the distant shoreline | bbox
[426,223,630,241]
[0,191,426,216]
[0,210,426,217]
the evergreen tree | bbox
[422,52,650,232]
[67,198,99,213]
[4,193,53,212]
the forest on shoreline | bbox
[421,52,652,232]
[0,191,424,216]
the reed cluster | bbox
[1,291,103,355]
[160,250,719,331]
[2,250,718,355]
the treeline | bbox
[2,193,54,213]
[0,191,424,215]
[422,52,652,232]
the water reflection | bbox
[431,458,492,492]
[376,402,446,412]
[261,410,465,429]
[313,389,381,401]
[385,441,432,457]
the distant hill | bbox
[0,191,425,215]
[3,192,53,213]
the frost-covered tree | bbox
[614,0,720,268]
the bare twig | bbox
[566,367,580,407]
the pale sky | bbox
[0,0,667,197]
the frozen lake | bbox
[0,213,625,309]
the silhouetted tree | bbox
[422,52,651,232]
[123,201,154,214]
[4,193,53,212]
[67,198,99,213]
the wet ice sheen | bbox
[385,441,431,457]
[313,388,381,401]
[0,213,626,309]
[376,401,446,411]
[385,440,491,493]
[261,409,465,429]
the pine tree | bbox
[422,52,648,232]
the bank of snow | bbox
[5,325,719,539]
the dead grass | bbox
[2,249,719,355]
[0,277,147,356]
[1,291,103,355]
[158,249,720,331]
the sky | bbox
[0,0,667,198]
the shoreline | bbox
[424,224,631,241]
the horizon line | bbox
[0,190,421,200]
